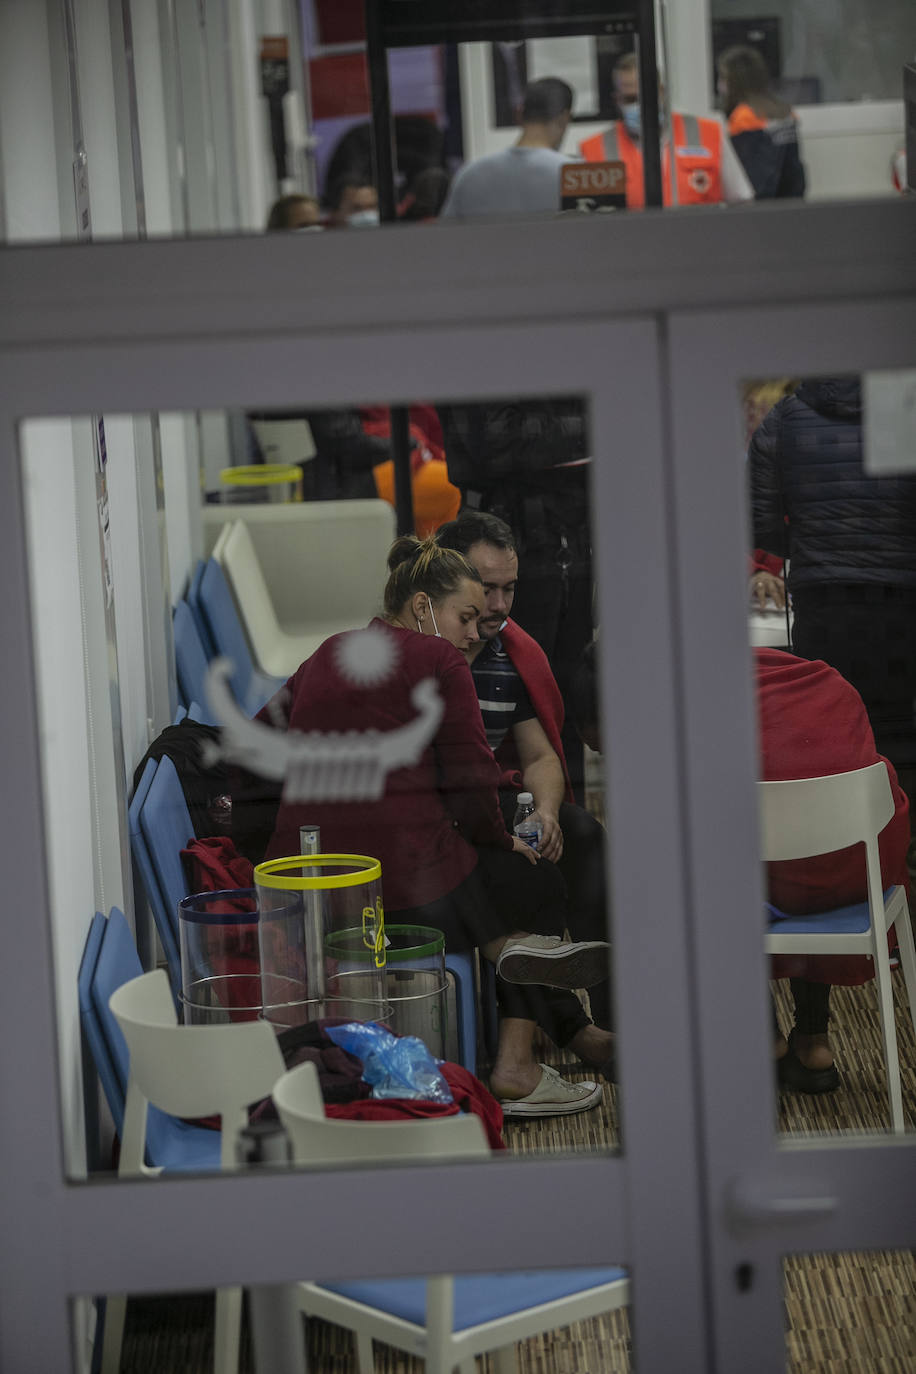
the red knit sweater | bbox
[260,620,512,911]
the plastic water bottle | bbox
[512,792,541,851]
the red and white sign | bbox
[561,161,627,212]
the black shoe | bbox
[776,1031,839,1095]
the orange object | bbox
[374,457,460,538]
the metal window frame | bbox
[0,198,914,1371]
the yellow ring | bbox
[254,854,382,891]
[220,464,302,486]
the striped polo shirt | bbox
[469,634,536,751]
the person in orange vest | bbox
[579,52,753,209]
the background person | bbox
[750,375,916,787]
[257,537,609,1115]
[441,77,575,219]
[325,176,380,228]
[718,45,806,199]
[266,193,322,230]
[579,52,754,207]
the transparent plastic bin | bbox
[177,888,262,1024]
[219,463,302,504]
[254,854,387,1030]
[325,924,449,1061]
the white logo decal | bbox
[202,657,444,802]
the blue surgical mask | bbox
[621,104,641,138]
[347,209,380,228]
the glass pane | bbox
[20,392,619,1185]
[86,1261,632,1371]
[743,370,916,1137]
[711,2,916,104]
[784,1250,916,1369]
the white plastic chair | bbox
[761,761,916,1133]
[105,970,286,1373]
[212,502,395,678]
[273,1061,629,1374]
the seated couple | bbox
[258,528,613,1117]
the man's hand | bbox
[534,809,564,863]
[749,570,786,610]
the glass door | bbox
[0,223,710,1369]
[668,295,916,1370]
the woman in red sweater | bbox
[260,537,609,1115]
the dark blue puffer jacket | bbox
[749,377,916,590]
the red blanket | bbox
[496,619,574,802]
[327,1062,505,1149]
[756,648,909,984]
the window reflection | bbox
[743,372,916,1136]
[22,393,618,1189]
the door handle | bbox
[727,1175,838,1227]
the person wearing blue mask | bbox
[579,52,753,209]
[325,176,380,229]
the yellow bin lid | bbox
[220,464,302,487]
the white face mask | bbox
[347,209,380,228]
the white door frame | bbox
[0,199,914,1371]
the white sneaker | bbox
[499,1064,603,1117]
[496,934,609,990]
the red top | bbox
[756,648,910,984]
[259,619,512,911]
[495,619,574,803]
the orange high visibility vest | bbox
[579,113,723,208]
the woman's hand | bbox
[510,833,539,865]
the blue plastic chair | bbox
[186,558,216,659]
[85,912,227,1374]
[274,1061,629,1374]
[198,557,283,715]
[174,600,217,723]
[128,759,182,992]
[83,909,220,1172]
[137,756,197,986]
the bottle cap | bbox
[517,792,534,804]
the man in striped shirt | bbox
[437,514,613,1070]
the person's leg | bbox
[555,801,613,1031]
[789,977,833,1069]
[775,978,838,1094]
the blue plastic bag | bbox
[325,1022,453,1105]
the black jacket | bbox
[750,377,916,590]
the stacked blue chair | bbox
[79,911,225,1374]
[198,557,284,715]
[173,600,217,724]
[128,759,182,994]
[78,909,220,1172]
[137,755,198,992]
[186,559,216,658]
